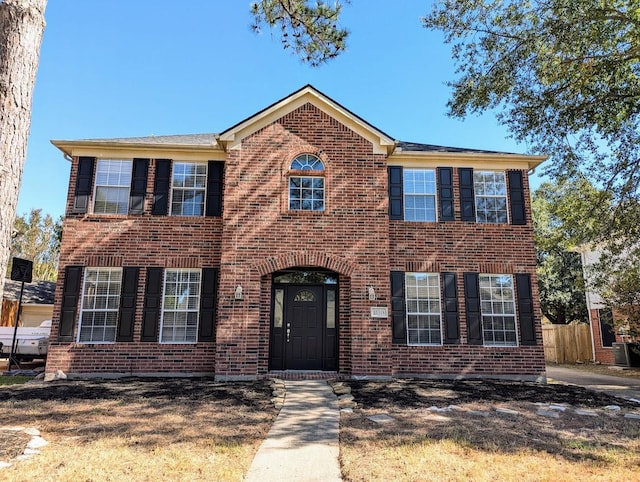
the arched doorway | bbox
[269,268,338,371]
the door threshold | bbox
[266,370,339,380]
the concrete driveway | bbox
[546,365,640,402]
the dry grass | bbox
[0,378,276,481]
[551,362,640,380]
[341,383,640,482]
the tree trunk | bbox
[0,0,47,300]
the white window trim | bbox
[77,267,122,344]
[405,272,443,346]
[288,175,326,211]
[474,170,509,224]
[159,268,201,344]
[169,161,208,217]
[479,274,519,347]
[403,168,438,222]
[92,159,132,215]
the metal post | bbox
[7,280,25,372]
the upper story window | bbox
[289,154,325,211]
[94,160,132,214]
[404,169,437,222]
[78,267,122,343]
[171,162,207,216]
[479,274,517,346]
[474,171,508,223]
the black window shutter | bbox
[59,266,83,341]
[437,167,455,221]
[458,168,475,221]
[516,273,536,345]
[388,166,404,220]
[73,157,95,214]
[442,272,460,344]
[129,159,149,215]
[198,268,218,341]
[116,267,139,342]
[391,271,406,344]
[508,170,527,225]
[464,272,482,345]
[141,268,163,342]
[205,161,224,217]
[152,159,171,215]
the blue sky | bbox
[19,0,541,220]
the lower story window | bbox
[480,274,517,346]
[405,272,442,345]
[78,268,122,343]
[160,269,201,343]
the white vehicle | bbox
[0,320,51,361]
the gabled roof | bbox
[50,85,546,169]
[217,84,397,155]
[3,279,55,305]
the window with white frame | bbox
[171,162,207,216]
[404,169,437,221]
[474,170,508,223]
[160,269,201,343]
[405,272,442,344]
[94,160,132,214]
[289,154,325,211]
[78,268,122,343]
[479,274,517,346]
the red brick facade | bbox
[47,86,546,380]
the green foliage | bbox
[423,0,640,243]
[589,247,640,338]
[532,181,589,324]
[250,0,349,66]
[9,209,61,281]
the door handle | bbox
[286,328,291,343]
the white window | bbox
[474,171,508,223]
[160,269,201,343]
[94,160,132,214]
[78,268,122,343]
[405,273,442,345]
[404,169,437,221]
[479,274,517,346]
[171,162,207,216]
[289,154,325,211]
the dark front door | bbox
[270,279,338,371]
[285,285,324,370]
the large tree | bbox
[532,181,592,324]
[9,208,61,281]
[423,0,640,244]
[0,0,47,299]
[250,0,349,66]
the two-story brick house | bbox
[47,85,546,380]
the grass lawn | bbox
[340,379,640,482]
[0,378,276,481]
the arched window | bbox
[289,154,325,211]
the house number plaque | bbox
[370,307,388,318]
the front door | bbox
[270,277,338,371]
[285,285,324,370]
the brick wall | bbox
[215,103,392,378]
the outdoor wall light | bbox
[235,285,243,300]
[368,286,376,301]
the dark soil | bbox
[348,378,640,409]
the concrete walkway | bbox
[546,365,640,402]
[244,380,342,482]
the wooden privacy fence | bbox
[542,323,592,363]
[1,299,19,327]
